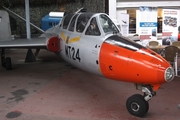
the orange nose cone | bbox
[99,42,174,86]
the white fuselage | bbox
[44,12,120,76]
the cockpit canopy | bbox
[60,13,120,36]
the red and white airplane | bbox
[0,9,175,117]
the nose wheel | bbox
[126,85,156,117]
[126,94,149,117]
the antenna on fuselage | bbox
[63,7,87,17]
[75,7,87,13]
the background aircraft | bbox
[0,9,175,117]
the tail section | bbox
[0,10,12,41]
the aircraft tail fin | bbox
[0,10,12,41]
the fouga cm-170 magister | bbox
[0,9,174,117]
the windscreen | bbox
[99,14,120,34]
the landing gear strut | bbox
[1,49,12,70]
[1,48,37,70]
[126,85,156,117]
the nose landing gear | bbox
[126,85,156,117]
[126,94,149,117]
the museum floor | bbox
[0,49,180,120]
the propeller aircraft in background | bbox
[0,9,175,117]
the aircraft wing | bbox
[0,37,47,49]
[0,35,60,52]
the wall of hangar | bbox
[0,0,105,35]
[109,0,180,36]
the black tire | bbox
[136,94,149,114]
[5,57,12,70]
[126,94,149,117]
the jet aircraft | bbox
[0,9,175,117]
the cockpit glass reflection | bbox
[99,14,119,34]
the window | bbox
[99,14,119,34]
[62,14,74,29]
[68,14,78,32]
[127,9,136,34]
[157,8,163,33]
[85,17,101,36]
[76,13,93,33]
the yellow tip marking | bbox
[61,33,66,41]
[69,37,81,43]
[61,32,80,44]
